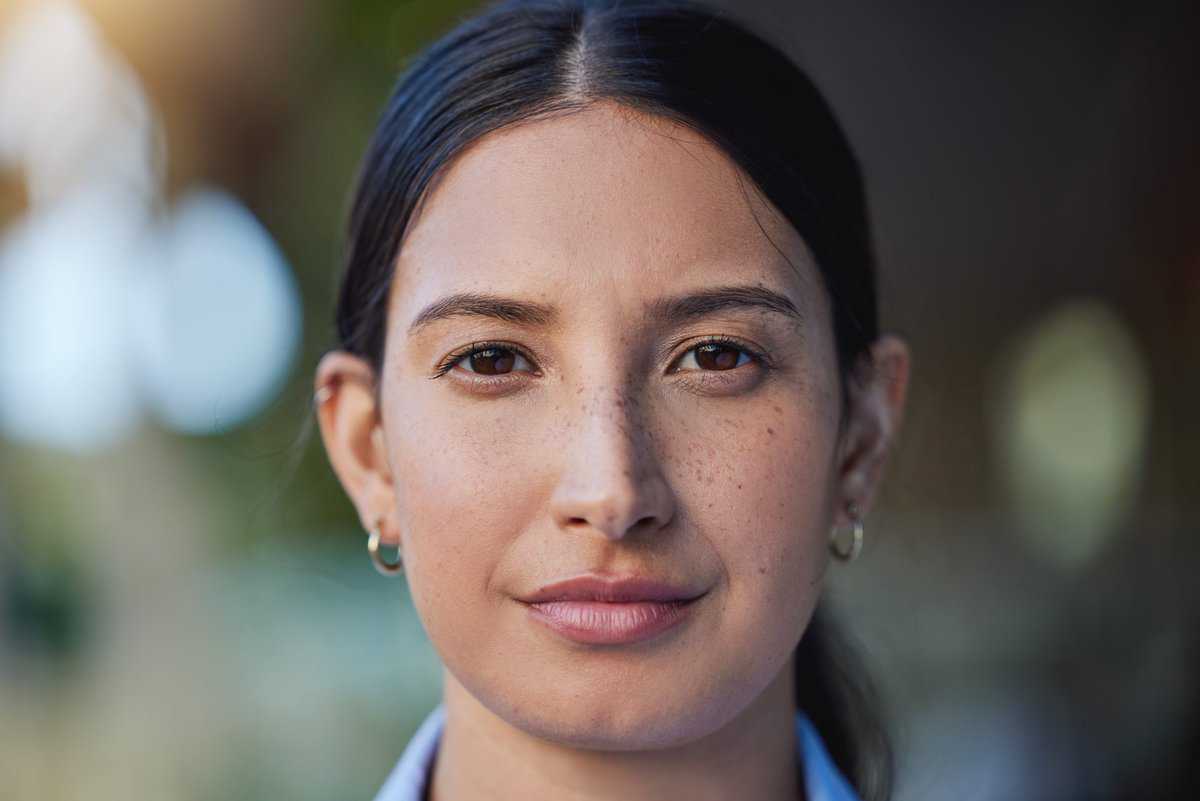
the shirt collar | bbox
[372,703,862,801]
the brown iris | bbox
[694,343,742,370]
[468,347,515,375]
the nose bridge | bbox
[550,373,674,541]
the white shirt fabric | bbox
[372,703,863,801]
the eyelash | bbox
[431,335,771,383]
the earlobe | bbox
[313,350,397,539]
[833,335,911,521]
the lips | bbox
[518,574,706,645]
[520,575,705,604]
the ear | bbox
[832,334,911,525]
[313,350,399,544]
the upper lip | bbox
[519,574,706,604]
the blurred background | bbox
[0,0,1195,798]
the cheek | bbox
[384,391,544,649]
[684,391,837,650]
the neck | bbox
[428,657,804,801]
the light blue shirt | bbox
[372,703,862,801]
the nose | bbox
[549,386,676,541]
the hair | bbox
[331,0,892,797]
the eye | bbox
[440,342,537,377]
[672,338,757,372]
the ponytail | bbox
[794,604,894,800]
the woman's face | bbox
[320,100,894,750]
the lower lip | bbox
[524,598,699,645]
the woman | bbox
[313,1,911,799]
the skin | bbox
[315,100,910,801]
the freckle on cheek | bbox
[766,427,774,435]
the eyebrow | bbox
[406,284,803,336]
[645,284,803,328]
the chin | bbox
[488,678,752,752]
[516,708,698,751]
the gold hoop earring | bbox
[829,502,864,562]
[367,516,404,576]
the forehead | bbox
[390,100,818,322]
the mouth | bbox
[517,574,708,646]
